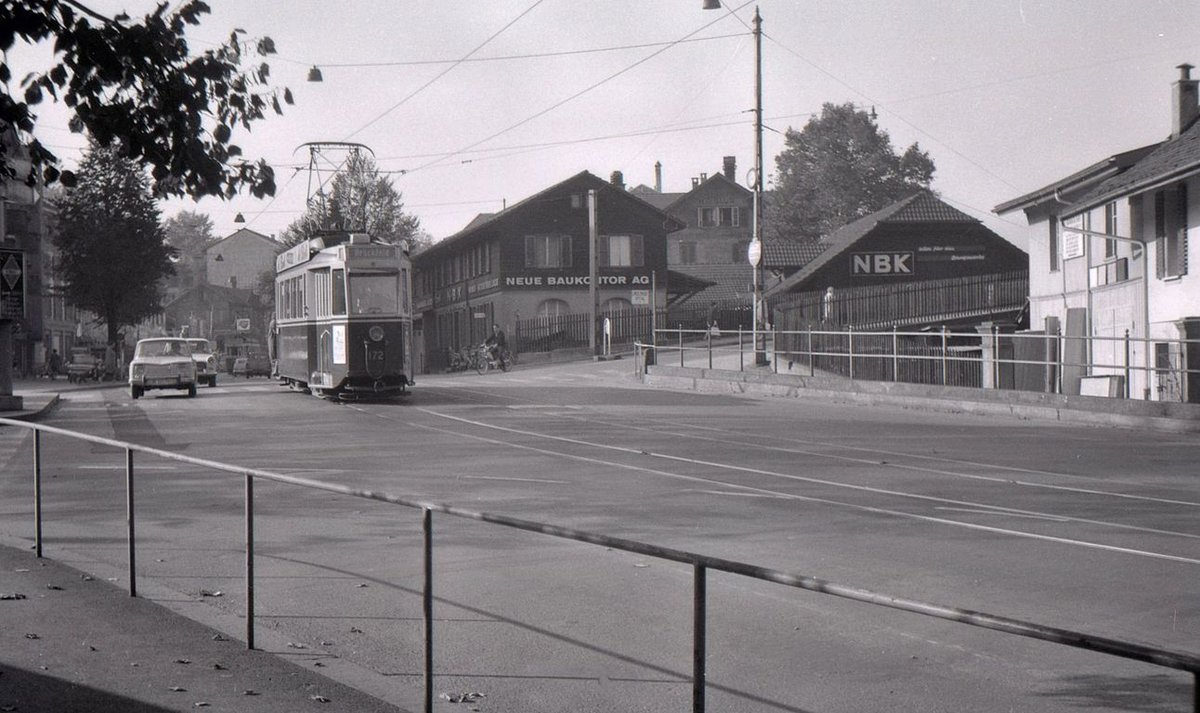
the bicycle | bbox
[473,344,511,374]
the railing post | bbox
[678,325,684,368]
[739,326,744,372]
[125,448,136,598]
[772,328,778,374]
[808,325,814,377]
[245,473,255,650]
[892,324,899,382]
[707,330,712,370]
[848,325,855,381]
[423,508,434,713]
[941,326,949,386]
[693,562,707,713]
[992,324,1000,389]
[33,429,42,559]
[1124,329,1131,399]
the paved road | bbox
[1,362,1197,712]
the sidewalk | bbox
[0,543,405,713]
[0,379,422,712]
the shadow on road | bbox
[0,664,176,712]
[1035,672,1193,711]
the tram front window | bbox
[349,273,400,315]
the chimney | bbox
[723,156,736,182]
[1173,63,1199,137]
[691,177,700,188]
[654,161,662,192]
[610,170,625,189]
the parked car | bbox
[184,338,219,387]
[66,346,100,383]
[232,350,272,378]
[129,338,197,399]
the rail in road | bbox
[3,415,1199,713]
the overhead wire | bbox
[343,0,548,142]
[405,0,758,176]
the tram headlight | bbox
[368,326,385,342]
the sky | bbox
[9,0,1200,251]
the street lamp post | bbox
[705,3,766,366]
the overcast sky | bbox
[11,1,1200,249]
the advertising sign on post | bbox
[0,250,25,319]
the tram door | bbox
[317,329,332,384]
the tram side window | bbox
[332,269,347,315]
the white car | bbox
[129,338,198,399]
[185,338,219,387]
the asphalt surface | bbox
[2,365,1197,712]
[0,378,422,713]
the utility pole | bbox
[752,7,767,365]
[588,189,599,358]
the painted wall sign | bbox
[850,252,914,276]
[503,274,652,288]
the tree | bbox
[53,141,174,346]
[766,103,936,244]
[280,153,421,246]
[163,210,214,290]
[1,0,291,198]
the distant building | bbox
[205,228,282,291]
[768,191,1027,330]
[413,171,681,370]
[996,63,1200,401]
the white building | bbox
[996,64,1200,402]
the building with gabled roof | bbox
[997,63,1200,402]
[412,170,683,370]
[766,191,1026,333]
[205,228,282,292]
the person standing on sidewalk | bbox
[47,349,62,380]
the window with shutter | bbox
[1155,191,1167,278]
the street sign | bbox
[235,318,251,332]
[0,250,25,319]
[747,239,762,266]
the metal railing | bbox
[6,417,1199,712]
[648,325,1200,402]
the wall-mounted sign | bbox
[0,250,25,319]
[503,274,652,288]
[850,252,914,276]
[631,289,649,305]
[1061,217,1085,260]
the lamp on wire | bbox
[234,213,246,223]
[703,0,721,8]
[307,66,323,82]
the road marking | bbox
[406,407,1200,566]
[461,475,569,484]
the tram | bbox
[273,231,414,399]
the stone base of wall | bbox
[643,365,1200,433]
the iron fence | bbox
[651,325,1200,402]
[6,417,1199,712]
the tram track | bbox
[346,390,1200,567]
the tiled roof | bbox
[994,143,1160,214]
[765,191,981,297]
[1068,119,1200,214]
[764,239,824,268]
[671,263,755,305]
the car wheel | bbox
[130,385,143,400]
[187,383,197,398]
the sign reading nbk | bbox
[851,251,914,276]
